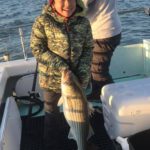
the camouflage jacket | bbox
[30,1,93,93]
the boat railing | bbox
[0,24,32,62]
[0,7,149,62]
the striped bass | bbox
[60,69,95,150]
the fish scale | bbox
[61,70,91,150]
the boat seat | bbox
[0,68,9,103]
[0,97,22,150]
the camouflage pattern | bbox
[30,1,93,93]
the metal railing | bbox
[0,25,32,62]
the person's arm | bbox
[76,20,93,89]
[30,16,69,70]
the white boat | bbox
[0,38,150,150]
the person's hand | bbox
[76,76,88,89]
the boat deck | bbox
[20,109,120,150]
[15,74,147,150]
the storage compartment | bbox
[101,77,150,139]
[0,97,22,150]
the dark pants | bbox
[43,90,61,113]
[89,33,121,100]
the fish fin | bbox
[67,124,94,141]
[68,129,75,140]
[87,124,94,140]
[57,96,64,106]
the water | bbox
[117,0,150,45]
[0,0,150,59]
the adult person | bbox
[30,0,94,149]
[83,0,122,100]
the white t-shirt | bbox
[83,0,122,39]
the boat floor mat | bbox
[20,116,44,150]
[20,108,117,150]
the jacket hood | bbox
[42,0,86,17]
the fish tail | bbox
[68,121,88,150]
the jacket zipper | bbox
[64,20,71,65]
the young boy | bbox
[30,0,94,149]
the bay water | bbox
[0,0,149,58]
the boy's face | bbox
[54,0,76,17]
